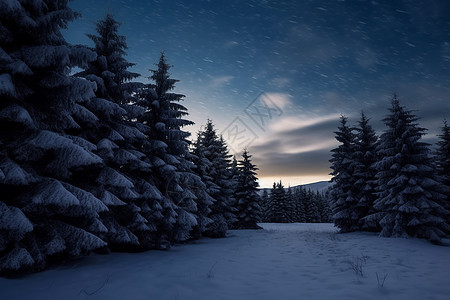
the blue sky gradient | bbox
[64,0,450,187]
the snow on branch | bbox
[31,179,80,207]
[0,202,33,233]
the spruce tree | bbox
[189,132,214,238]
[267,181,293,223]
[140,53,197,243]
[0,0,107,273]
[305,190,320,223]
[266,183,278,222]
[353,112,379,231]
[76,14,140,104]
[329,116,359,232]
[197,120,236,237]
[316,191,332,223]
[229,155,239,224]
[76,13,157,250]
[294,187,308,223]
[260,189,270,222]
[286,187,296,221]
[235,150,262,229]
[367,96,448,242]
[436,120,450,228]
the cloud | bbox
[249,114,340,181]
[255,149,333,177]
[261,92,293,110]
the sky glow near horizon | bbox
[63,0,450,188]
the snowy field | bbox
[1,223,449,300]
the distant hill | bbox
[259,181,332,195]
[300,181,332,193]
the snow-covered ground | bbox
[1,223,449,300]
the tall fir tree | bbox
[266,182,281,222]
[305,190,320,223]
[329,116,359,232]
[234,150,262,229]
[140,53,198,243]
[316,191,332,223]
[196,120,236,237]
[286,187,296,221]
[77,14,140,105]
[367,96,448,242]
[189,132,215,238]
[436,120,450,228]
[353,112,379,231]
[0,0,107,273]
[294,187,308,222]
[260,189,270,222]
[76,13,156,251]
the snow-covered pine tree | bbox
[188,132,215,238]
[353,112,379,231]
[436,120,450,228]
[76,14,140,105]
[197,120,236,237]
[265,183,277,222]
[229,155,239,224]
[305,190,320,223]
[294,187,307,222]
[286,187,296,221]
[260,189,270,222]
[266,181,294,223]
[140,53,197,243]
[329,116,359,232]
[367,96,449,242]
[234,150,262,229]
[75,13,157,251]
[0,0,108,273]
[316,191,332,223]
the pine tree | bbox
[266,183,279,222]
[329,116,359,232]
[294,187,308,222]
[189,132,214,238]
[76,14,140,105]
[266,181,294,223]
[0,0,107,273]
[260,189,270,222]
[229,155,239,224]
[305,190,320,223]
[139,53,197,243]
[367,96,449,242]
[353,112,379,231]
[286,187,296,221]
[316,191,332,223]
[76,13,158,251]
[436,120,450,228]
[196,120,236,237]
[234,150,262,229]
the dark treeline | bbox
[329,96,450,243]
[261,182,332,223]
[0,2,262,275]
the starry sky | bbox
[63,0,450,188]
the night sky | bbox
[63,0,450,187]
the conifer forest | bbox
[0,0,449,279]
